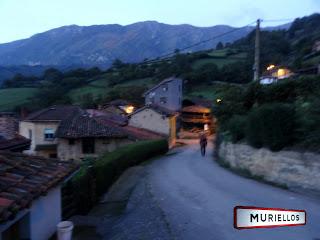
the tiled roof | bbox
[56,113,127,139]
[0,135,31,151]
[24,105,82,121]
[94,114,128,127]
[143,77,179,96]
[0,151,78,223]
[122,126,165,140]
[130,104,176,117]
[182,105,211,113]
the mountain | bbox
[0,21,269,68]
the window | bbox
[160,97,167,104]
[148,96,155,105]
[28,129,32,140]
[49,153,57,158]
[162,84,168,91]
[44,128,55,141]
[69,139,75,145]
[82,138,95,154]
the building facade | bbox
[19,106,81,158]
[0,151,77,240]
[128,105,177,147]
[143,77,183,112]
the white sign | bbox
[234,206,306,229]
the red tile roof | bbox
[0,151,78,223]
[123,126,166,140]
[182,105,211,113]
[56,113,127,139]
[24,105,82,121]
[0,135,31,152]
[130,104,177,117]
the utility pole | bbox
[253,19,261,81]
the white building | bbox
[0,151,77,240]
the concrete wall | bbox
[218,141,320,192]
[29,186,61,240]
[57,138,133,161]
[0,186,61,240]
[19,121,59,156]
[129,108,170,135]
[145,78,182,111]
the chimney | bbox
[0,112,18,140]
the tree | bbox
[112,59,124,69]
[216,42,224,50]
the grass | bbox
[69,77,155,103]
[0,88,38,111]
[186,83,230,100]
[193,49,247,70]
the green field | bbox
[0,88,38,111]
[69,77,155,103]
[192,49,247,69]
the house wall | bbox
[29,186,61,240]
[129,108,170,135]
[0,186,61,240]
[19,121,59,155]
[57,138,133,161]
[145,78,182,111]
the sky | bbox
[0,0,319,44]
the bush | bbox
[227,115,247,143]
[94,139,168,195]
[246,103,296,151]
[64,139,168,216]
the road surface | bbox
[105,140,320,240]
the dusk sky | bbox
[0,0,319,43]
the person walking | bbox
[200,133,208,156]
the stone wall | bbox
[217,141,320,192]
[0,113,18,140]
[57,138,133,161]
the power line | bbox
[139,20,257,65]
[263,18,295,23]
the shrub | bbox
[246,103,296,151]
[227,115,247,143]
[94,139,168,195]
[64,139,168,216]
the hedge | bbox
[63,139,168,216]
[93,139,168,195]
[246,103,296,151]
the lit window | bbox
[44,128,55,141]
[162,84,168,91]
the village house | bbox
[0,112,30,152]
[19,105,164,161]
[312,40,320,52]
[178,98,216,138]
[19,106,82,158]
[99,99,135,115]
[55,112,133,161]
[128,105,177,147]
[260,65,293,85]
[143,77,183,112]
[0,151,77,240]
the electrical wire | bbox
[139,20,257,65]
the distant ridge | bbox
[0,21,290,68]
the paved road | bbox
[144,141,320,240]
